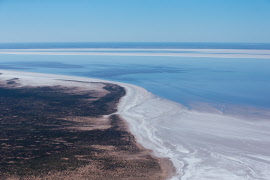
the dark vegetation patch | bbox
[6,78,19,85]
[0,83,143,177]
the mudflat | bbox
[0,71,172,180]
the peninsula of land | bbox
[0,70,173,180]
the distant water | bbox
[1,42,270,50]
[0,52,270,118]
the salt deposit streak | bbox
[1,48,270,58]
[1,70,270,180]
[118,83,270,180]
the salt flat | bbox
[119,82,270,180]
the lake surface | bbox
[0,53,270,118]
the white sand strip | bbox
[1,48,270,58]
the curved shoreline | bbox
[116,83,184,180]
[2,70,270,180]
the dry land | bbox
[0,72,172,180]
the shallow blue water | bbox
[1,54,270,113]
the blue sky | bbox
[0,0,270,43]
